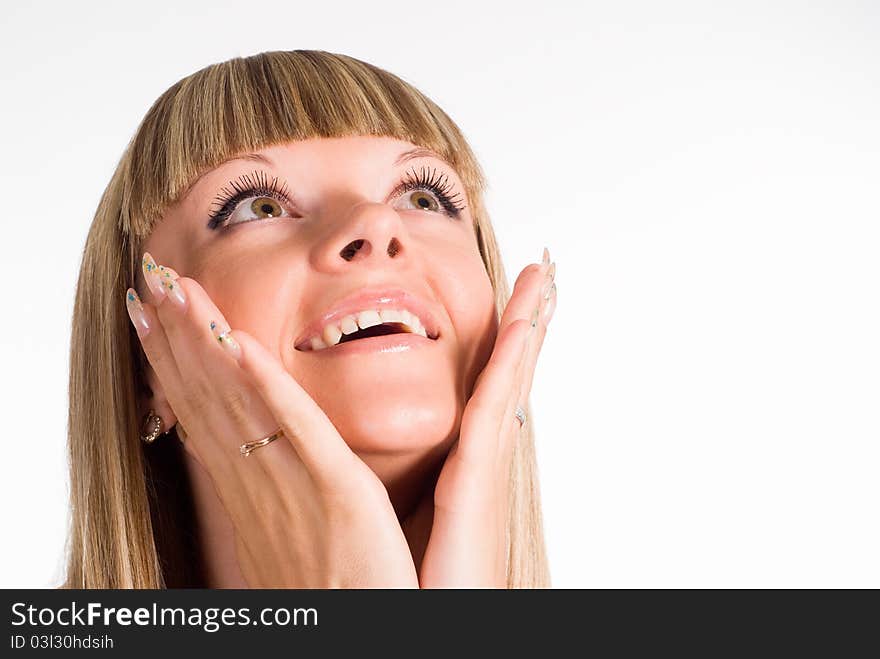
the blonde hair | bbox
[63,50,549,588]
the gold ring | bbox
[240,427,284,457]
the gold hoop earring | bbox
[140,410,164,444]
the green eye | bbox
[250,197,283,218]
[207,170,295,230]
[409,190,439,212]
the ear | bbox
[139,363,179,437]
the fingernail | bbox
[541,262,556,299]
[125,288,151,336]
[141,252,166,302]
[211,320,241,361]
[159,266,186,308]
[542,246,550,266]
[542,283,557,322]
[529,306,539,329]
[158,264,180,280]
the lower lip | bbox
[299,333,438,356]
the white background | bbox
[0,0,877,588]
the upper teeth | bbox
[305,308,429,351]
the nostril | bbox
[387,237,401,257]
[340,239,366,261]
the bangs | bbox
[122,50,485,237]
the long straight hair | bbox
[63,50,549,588]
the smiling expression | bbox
[140,135,499,455]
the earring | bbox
[140,410,164,444]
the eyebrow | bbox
[183,153,273,195]
[394,147,453,168]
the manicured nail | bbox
[158,264,179,280]
[542,246,550,266]
[542,283,557,322]
[159,267,186,307]
[210,320,241,361]
[541,262,556,299]
[141,252,166,302]
[125,288,151,337]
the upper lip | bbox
[293,286,442,350]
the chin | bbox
[313,382,461,455]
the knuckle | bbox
[219,386,253,426]
[509,317,531,340]
[180,382,211,415]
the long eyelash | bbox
[207,170,292,230]
[207,166,465,229]
[397,165,467,218]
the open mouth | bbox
[295,296,442,352]
[337,322,414,344]
[297,310,439,352]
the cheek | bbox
[194,253,308,353]
[432,253,499,393]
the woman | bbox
[64,50,556,588]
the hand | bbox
[126,253,419,588]
[419,249,556,587]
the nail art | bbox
[125,288,151,336]
[542,246,550,266]
[141,252,166,302]
[159,267,186,307]
[158,264,179,279]
[210,320,241,361]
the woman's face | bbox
[140,136,497,457]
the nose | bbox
[311,201,406,272]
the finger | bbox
[458,317,532,461]
[141,289,192,430]
[232,329,358,479]
[126,287,182,406]
[497,309,537,445]
[125,288,210,469]
[141,258,318,489]
[469,256,548,395]
[133,260,255,481]
[459,252,555,461]
[515,277,557,411]
[499,253,552,336]
[144,268,253,445]
[503,321,538,442]
[132,262,232,474]
[143,363,178,435]
[142,266,304,487]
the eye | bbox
[391,165,466,219]
[404,190,441,213]
[225,196,288,225]
[207,170,296,230]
